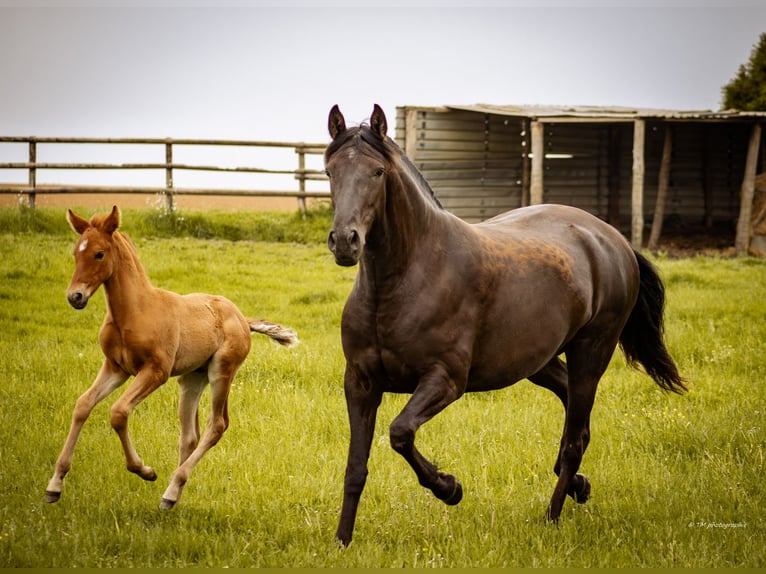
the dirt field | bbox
[0,192,319,212]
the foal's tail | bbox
[618,250,687,394]
[249,319,300,348]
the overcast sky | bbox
[2,0,765,145]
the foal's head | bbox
[65,205,122,309]
[324,104,392,266]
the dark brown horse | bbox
[324,104,686,546]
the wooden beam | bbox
[404,109,420,160]
[607,125,621,227]
[701,128,714,227]
[631,119,646,248]
[735,122,762,255]
[530,121,544,205]
[647,125,673,250]
[520,118,531,207]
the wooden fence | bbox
[0,136,330,212]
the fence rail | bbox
[0,136,330,212]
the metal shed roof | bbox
[443,103,766,122]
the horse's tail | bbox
[248,319,300,348]
[618,250,687,394]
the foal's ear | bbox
[328,104,346,139]
[371,104,387,138]
[66,209,90,235]
[103,205,121,235]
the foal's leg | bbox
[160,360,236,509]
[529,357,591,503]
[46,361,129,502]
[176,371,208,464]
[389,365,464,505]
[336,366,383,547]
[110,365,169,481]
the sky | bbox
[0,0,764,192]
[2,0,765,142]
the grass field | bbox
[0,206,764,567]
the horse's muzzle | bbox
[67,290,89,310]
[328,228,361,266]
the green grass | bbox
[0,207,764,567]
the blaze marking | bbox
[78,239,88,252]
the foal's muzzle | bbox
[328,228,361,266]
[67,289,90,310]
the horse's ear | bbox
[66,209,90,235]
[103,205,121,234]
[328,105,346,139]
[371,104,387,138]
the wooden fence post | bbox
[164,141,175,212]
[297,146,307,215]
[631,119,646,248]
[28,140,37,209]
[735,122,762,255]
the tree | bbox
[721,32,766,111]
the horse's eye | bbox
[95,252,105,261]
[375,168,384,177]
[324,169,331,178]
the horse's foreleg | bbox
[160,366,234,510]
[336,367,382,547]
[389,366,463,506]
[110,366,168,482]
[45,361,128,502]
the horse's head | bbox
[324,104,390,266]
[65,205,121,309]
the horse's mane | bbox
[326,124,443,210]
[87,214,147,278]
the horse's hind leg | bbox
[160,360,236,509]
[546,337,616,522]
[528,357,591,503]
[176,371,208,464]
[389,365,464,505]
[528,356,568,408]
[46,361,128,502]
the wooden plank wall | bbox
[396,107,749,229]
[395,108,524,222]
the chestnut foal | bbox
[46,205,298,509]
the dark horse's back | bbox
[473,203,684,394]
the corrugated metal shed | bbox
[395,104,765,252]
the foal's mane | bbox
[87,212,147,277]
[326,123,443,210]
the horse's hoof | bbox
[140,469,158,482]
[441,478,463,506]
[45,490,61,504]
[567,474,591,504]
[159,497,176,510]
[574,476,591,504]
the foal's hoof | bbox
[159,497,176,510]
[45,490,61,504]
[569,474,591,504]
[438,477,463,506]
